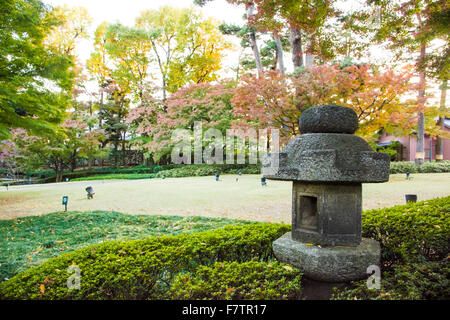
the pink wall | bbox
[378,126,450,161]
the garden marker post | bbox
[62,196,68,212]
[263,105,390,282]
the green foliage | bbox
[0,0,74,140]
[0,223,289,299]
[71,173,156,181]
[169,260,302,300]
[153,166,163,173]
[390,161,450,174]
[377,141,403,161]
[333,261,450,300]
[362,196,449,267]
[156,164,261,178]
[334,196,450,300]
[0,211,253,282]
[6,165,181,183]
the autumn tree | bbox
[127,80,236,163]
[363,0,449,165]
[233,61,415,143]
[252,0,337,68]
[136,6,231,100]
[87,23,141,166]
[195,0,284,74]
[0,0,74,140]
[45,5,92,57]
[232,70,297,144]
[219,23,290,75]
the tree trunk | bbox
[122,131,126,166]
[415,42,426,166]
[290,27,303,69]
[71,151,77,172]
[162,76,167,102]
[436,79,447,161]
[55,164,64,182]
[273,35,285,75]
[246,4,263,73]
[54,166,59,183]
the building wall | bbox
[378,126,450,161]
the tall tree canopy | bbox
[232,62,415,143]
[0,0,75,140]
[362,0,450,164]
[136,6,231,100]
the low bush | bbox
[71,173,156,181]
[169,261,302,300]
[27,165,181,182]
[0,223,289,299]
[361,196,450,267]
[334,196,450,300]
[156,164,261,178]
[390,161,450,174]
[333,260,450,300]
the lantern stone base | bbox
[273,232,380,282]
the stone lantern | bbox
[263,105,390,282]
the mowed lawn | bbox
[0,173,449,223]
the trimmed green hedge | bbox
[26,165,180,183]
[334,196,450,300]
[390,161,450,174]
[156,164,261,178]
[169,261,302,300]
[362,196,450,267]
[0,223,289,300]
[71,173,156,181]
[333,260,449,300]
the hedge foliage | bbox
[333,260,449,300]
[0,223,289,300]
[3,164,262,184]
[390,160,450,174]
[15,165,181,183]
[169,261,302,300]
[335,196,450,300]
[156,164,261,178]
[361,196,450,267]
[71,173,156,181]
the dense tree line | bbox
[0,0,448,180]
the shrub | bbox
[156,164,261,178]
[0,223,289,300]
[334,196,450,300]
[390,161,450,174]
[26,165,182,183]
[153,166,163,173]
[361,196,450,267]
[333,261,450,300]
[71,173,156,181]
[169,260,302,300]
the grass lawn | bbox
[0,173,449,222]
[0,211,252,281]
